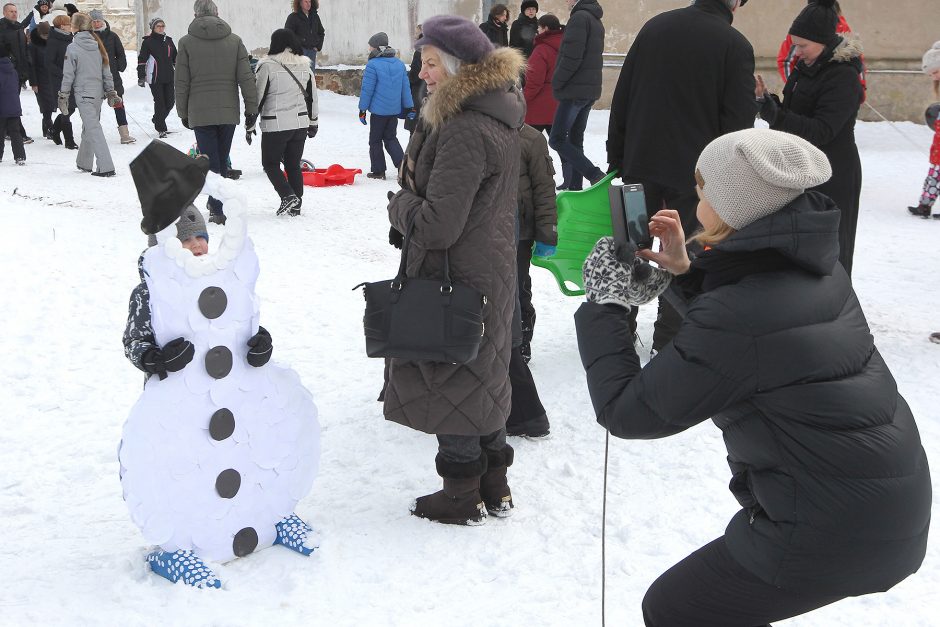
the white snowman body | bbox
[120,190,320,563]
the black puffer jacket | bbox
[284,9,324,51]
[509,14,538,58]
[575,192,931,596]
[137,31,177,85]
[96,22,127,95]
[607,0,755,191]
[479,18,508,48]
[0,17,29,85]
[552,0,604,101]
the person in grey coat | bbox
[251,29,318,216]
[549,0,605,191]
[385,15,525,526]
[58,12,121,176]
[175,0,257,223]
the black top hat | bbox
[131,140,211,236]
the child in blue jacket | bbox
[358,32,414,180]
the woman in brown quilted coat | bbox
[384,15,526,525]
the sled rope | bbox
[864,101,929,152]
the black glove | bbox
[244,113,258,130]
[245,129,256,145]
[181,118,191,130]
[758,93,781,125]
[389,226,404,249]
[307,125,318,139]
[142,337,195,380]
[246,326,273,367]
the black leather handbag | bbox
[355,221,486,364]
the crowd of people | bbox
[2,0,937,621]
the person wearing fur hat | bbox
[384,14,525,525]
[756,0,864,276]
[358,31,413,180]
[136,17,177,138]
[908,42,940,219]
[576,128,931,625]
[509,0,539,59]
[59,12,122,176]
[252,29,318,216]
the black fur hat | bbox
[789,0,839,45]
[521,0,538,12]
[131,140,210,236]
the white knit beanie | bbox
[694,129,832,230]
[922,41,940,74]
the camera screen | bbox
[623,188,650,245]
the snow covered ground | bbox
[1,74,938,626]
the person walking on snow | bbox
[27,21,55,140]
[137,17,176,138]
[358,32,414,180]
[908,42,940,219]
[0,38,26,164]
[46,13,77,149]
[91,9,135,144]
[58,12,121,176]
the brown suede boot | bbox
[411,454,487,526]
[480,445,514,517]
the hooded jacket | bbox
[255,51,318,133]
[552,0,605,101]
[175,16,257,127]
[95,21,127,95]
[575,192,931,595]
[518,124,557,244]
[607,0,756,191]
[523,28,562,126]
[61,30,113,98]
[358,47,413,116]
[137,30,176,85]
[384,47,526,436]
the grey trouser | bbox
[437,429,507,464]
[75,95,114,173]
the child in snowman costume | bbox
[121,140,320,589]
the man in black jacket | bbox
[0,3,33,143]
[606,0,756,350]
[284,0,324,68]
[549,0,605,191]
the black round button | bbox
[232,527,259,557]
[209,408,235,441]
[215,469,241,499]
[198,287,228,319]
[205,346,233,379]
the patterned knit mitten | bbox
[583,237,672,309]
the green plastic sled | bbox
[531,171,618,296]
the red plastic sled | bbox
[299,164,362,187]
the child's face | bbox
[181,236,208,256]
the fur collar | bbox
[831,33,863,63]
[421,47,525,130]
[263,50,311,68]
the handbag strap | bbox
[274,60,313,118]
[394,216,452,290]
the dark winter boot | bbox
[50,115,62,145]
[62,120,77,150]
[480,445,514,517]
[908,204,931,218]
[42,116,53,140]
[411,454,487,525]
[277,194,301,216]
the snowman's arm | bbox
[123,281,157,373]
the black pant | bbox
[150,82,174,133]
[262,128,307,200]
[437,429,506,465]
[530,123,552,135]
[517,239,535,339]
[369,113,404,174]
[0,117,25,161]
[642,537,843,626]
[506,346,549,435]
[623,177,698,350]
[194,124,236,214]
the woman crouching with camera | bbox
[575,128,931,626]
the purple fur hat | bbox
[415,15,494,64]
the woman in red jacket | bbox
[522,14,561,134]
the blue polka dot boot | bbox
[147,549,222,589]
[273,513,318,556]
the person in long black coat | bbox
[28,22,55,138]
[403,37,422,135]
[508,0,539,59]
[576,128,931,626]
[758,0,864,277]
[45,15,77,149]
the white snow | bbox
[0,72,938,626]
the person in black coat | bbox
[28,21,54,138]
[576,128,931,627]
[606,0,756,351]
[757,0,864,277]
[0,5,28,86]
[91,10,135,143]
[479,4,509,48]
[548,0,605,191]
[137,17,177,137]
[284,0,324,68]
[45,14,76,149]
[403,25,423,135]
[509,0,539,59]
